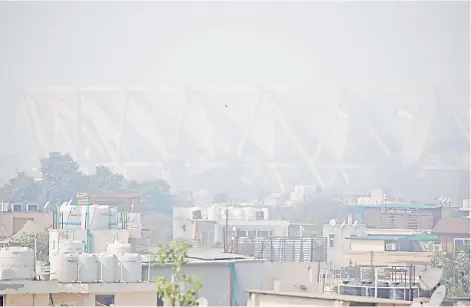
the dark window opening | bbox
[157,294,164,306]
[329,234,335,247]
[96,295,114,306]
[0,295,4,306]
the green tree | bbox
[7,231,49,263]
[90,166,126,193]
[153,241,202,306]
[0,172,40,203]
[39,152,88,202]
[136,179,173,214]
[430,245,470,298]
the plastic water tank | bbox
[243,207,257,221]
[463,199,471,209]
[106,242,132,256]
[233,208,245,220]
[82,205,113,230]
[97,253,118,282]
[219,208,234,220]
[58,240,85,254]
[262,208,270,220]
[56,253,78,282]
[78,253,98,282]
[60,205,82,229]
[0,247,35,280]
[119,253,142,282]
[207,207,220,221]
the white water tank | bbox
[97,253,118,282]
[219,207,234,220]
[233,208,245,220]
[82,205,113,230]
[60,205,82,229]
[462,199,471,209]
[243,207,257,221]
[78,253,98,282]
[119,253,142,282]
[207,207,220,221]
[262,208,270,220]
[106,242,132,256]
[58,240,85,254]
[56,253,78,282]
[0,247,35,280]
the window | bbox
[236,230,247,237]
[247,230,257,237]
[256,211,265,220]
[95,295,114,306]
[257,231,272,237]
[454,238,471,251]
[329,234,335,247]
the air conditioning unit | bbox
[26,204,39,212]
[256,211,265,220]
[432,244,443,252]
[385,243,397,251]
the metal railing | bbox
[224,236,327,262]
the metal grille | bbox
[225,236,327,262]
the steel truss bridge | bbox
[23,84,470,200]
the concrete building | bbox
[432,217,471,253]
[173,205,290,247]
[247,290,411,307]
[342,203,443,231]
[322,222,367,269]
[0,206,53,240]
[143,248,265,306]
[0,280,157,306]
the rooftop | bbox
[349,233,437,242]
[432,217,471,234]
[247,290,411,305]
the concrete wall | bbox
[0,212,53,238]
[343,251,433,266]
[323,224,367,269]
[262,262,321,293]
[350,239,385,251]
[145,259,264,306]
[248,292,338,307]
[4,292,157,306]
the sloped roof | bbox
[397,233,437,242]
[432,217,471,235]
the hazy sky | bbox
[0,1,469,156]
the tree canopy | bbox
[430,245,470,299]
[0,152,173,214]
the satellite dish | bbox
[426,284,446,306]
[418,267,444,290]
[340,221,346,228]
[197,297,208,307]
[67,199,73,206]
[353,220,358,228]
[329,219,336,226]
[42,201,50,211]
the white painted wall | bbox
[262,262,321,293]
[248,292,338,307]
[350,239,385,252]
